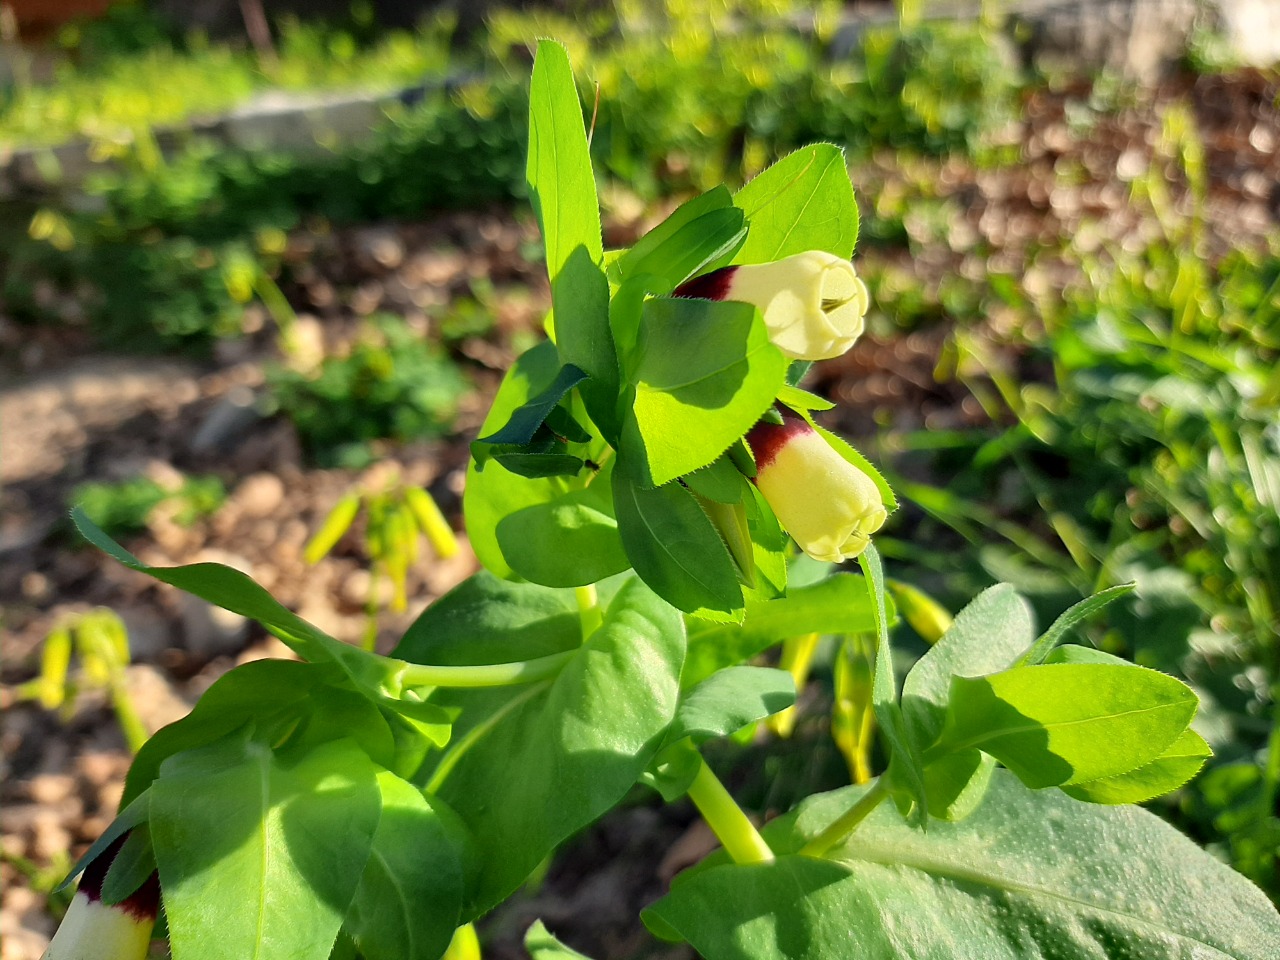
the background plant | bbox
[267,313,472,468]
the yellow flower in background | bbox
[674,250,869,361]
[747,412,887,563]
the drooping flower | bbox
[673,251,869,361]
[42,834,160,960]
[746,412,887,562]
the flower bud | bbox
[42,834,159,960]
[746,412,887,563]
[674,251,869,361]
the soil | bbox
[2,67,1277,960]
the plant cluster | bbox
[0,9,456,148]
[71,474,226,537]
[266,313,472,468]
[6,0,1021,352]
[305,476,460,647]
[13,608,148,754]
[881,111,1280,898]
[43,43,1280,960]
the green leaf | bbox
[526,41,615,418]
[645,771,1280,959]
[124,660,335,804]
[465,341,585,579]
[684,454,750,504]
[901,583,1036,753]
[343,772,467,960]
[775,383,834,412]
[491,448,585,479]
[613,185,744,292]
[495,468,630,588]
[525,920,596,960]
[682,574,879,688]
[897,586,1032,823]
[152,737,382,960]
[426,578,685,917]
[741,484,788,602]
[100,823,155,906]
[475,363,587,447]
[625,297,787,486]
[922,750,996,822]
[860,546,927,822]
[1062,728,1212,805]
[394,571,580,666]
[640,737,707,803]
[612,470,744,620]
[60,791,150,890]
[1015,583,1137,665]
[627,206,746,295]
[1043,643,1132,666]
[939,663,1199,788]
[669,666,795,743]
[543,404,592,443]
[73,511,446,736]
[730,144,859,266]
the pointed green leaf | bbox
[939,663,1199,788]
[1062,728,1212,805]
[152,738,382,960]
[465,340,600,579]
[669,666,795,743]
[99,823,156,906]
[609,185,742,291]
[525,920,596,960]
[394,572,580,667]
[625,297,786,486]
[495,480,631,588]
[645,771,1280,959]
[476,363,587,447]
[901,583,1036,753]
[343,773,467,960]
[612,470,743,620]
[526,41,614,416]
[424,578,685,917]
[730,144,859,265]
[1016,583,1137,666]
[73,511,443,735]
[682,573,879,688]
[922,750,996,822]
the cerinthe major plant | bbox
[46,41,1280,960]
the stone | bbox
[233,473,285,519]
[122,664,193,734]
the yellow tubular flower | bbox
[42,834,159,960]
[747,412,887,563]
[673,250,869,361]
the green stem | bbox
[686,756,774,864]
[800,778,889,859]
[107,676,150,754]
[575,584,602,640]
[400,651,575,689]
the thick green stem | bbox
[686,757,774,865]
[575,584,602,640]
[800,778,889,859]
[399,651,575,689]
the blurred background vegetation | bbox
[1,0,1276,955]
